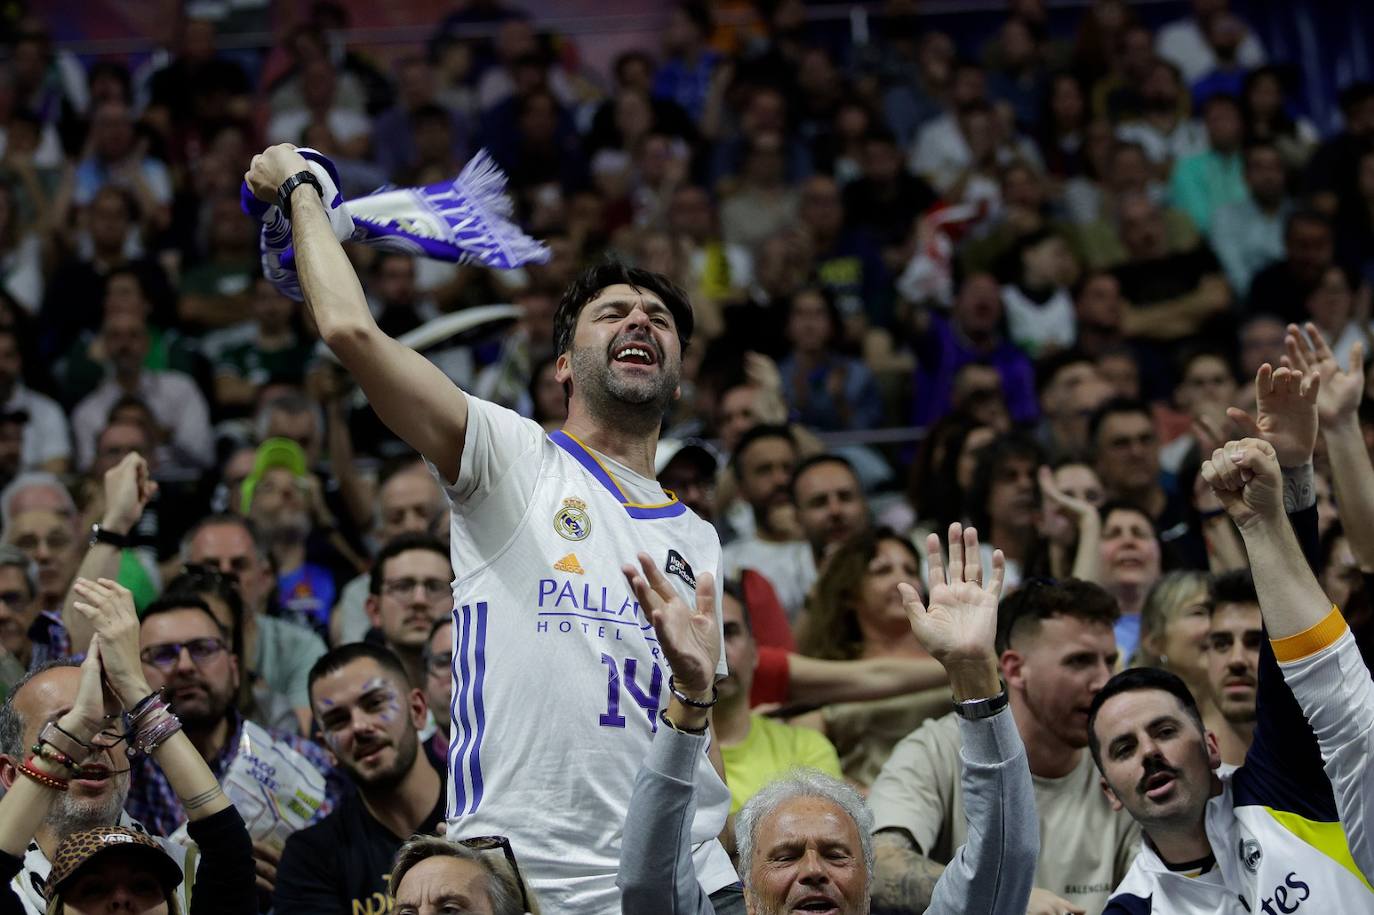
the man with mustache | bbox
[275,643,445,915]
[246,142,732,914]
[364,534,453,689]
[724,425,812,622]
[1090,367,1374,912]
[1203,570,1261,765]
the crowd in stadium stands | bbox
[0,0,1367,912]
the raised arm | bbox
[244,146,469,483]
[1284,324,1374,571]
[61,453,157,654]
[1039,466,1102,582]
[1203,420,1374,877]
[900,524,1038,915]
[1211,368,1327,637]
[0,642,108,858]
[70,578,232,822]
[617,554,720,915]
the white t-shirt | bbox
[436,396,735,914]
[870,712,1139,914]
[724,536,816,623]
[4,385,72,468]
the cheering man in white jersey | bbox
[245,145,736,914]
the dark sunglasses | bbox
[139,637,228,670]
[457,835,530,912]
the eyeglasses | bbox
[456,835,530,913]
[180,562,240,585]
[381,577,450,600]
[11,532,73,552]
[139,637,228,670]
[423,652,452,677]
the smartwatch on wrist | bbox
[89,523,129,550]
[952,686,1009,720]
[277,170,323,219]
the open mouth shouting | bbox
[611,338,659,368]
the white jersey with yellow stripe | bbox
[1106,615,1374,914]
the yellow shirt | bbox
[721,713,843,813]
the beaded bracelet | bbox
[18,758,68,792]
[31,742,82,775]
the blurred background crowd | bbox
[0,0,1371,908]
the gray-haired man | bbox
[617,524,1039,914]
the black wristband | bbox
[89,523,129,549]
[277,170,323,219]
[668,675,718,709]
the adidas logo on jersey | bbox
[553,553,585,574]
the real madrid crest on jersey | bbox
[554,496,591,541]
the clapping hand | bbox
[1282,322,1363,427]
[1226,364,1320,469]
[623,553,718,699]
[54,636,109,750]
[70,578,152,709]
[899,524,1004,699]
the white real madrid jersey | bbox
[434,395,734,915]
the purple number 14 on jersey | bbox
[599,654,662,732]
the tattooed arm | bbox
[872,830,946,914]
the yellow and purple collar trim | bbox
[550,430,686,520]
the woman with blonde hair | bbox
[1134,569,1247,764]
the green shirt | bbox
[214,336,316,387]
[720,713,843,813]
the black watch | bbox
[89,523,130,550]
[277,170,323,219]
[952,685,1009,720]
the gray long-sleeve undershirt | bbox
[618,708,1038,915]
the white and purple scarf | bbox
[240,148,549,300]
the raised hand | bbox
[1283,322,1363,426]
[899,524,1004,687]
[70,577,152,709]
[244,144,311,204]
[623,553,719,698]
[102,452,157,534]
[1226,364,1319,469]
[1199,438,1283,531]
[1038,465,1095,537]
[54,636,109,750]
